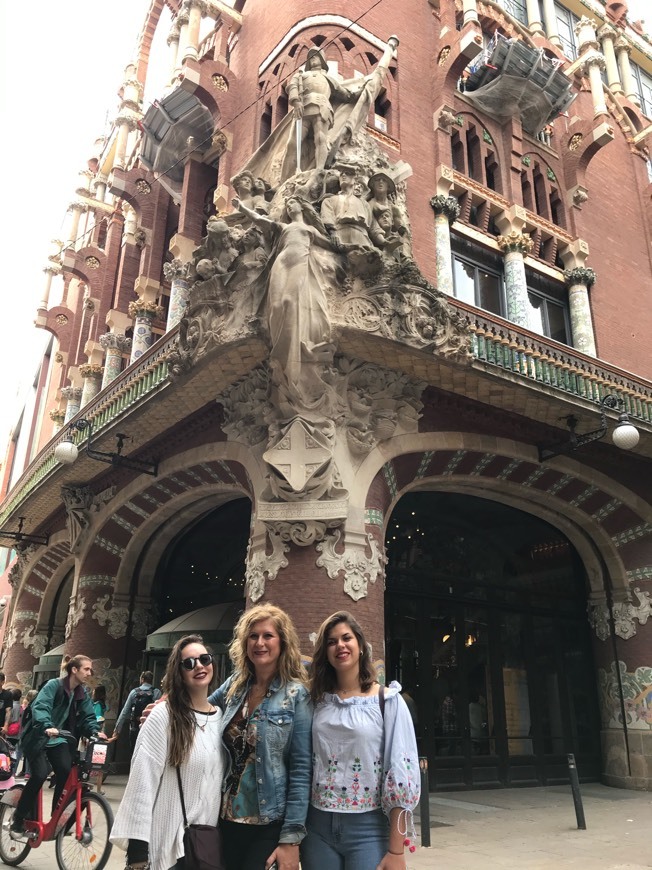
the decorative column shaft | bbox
[61,386,83,422]
[598,25,622,94]
[39,265,59,310]
[564,267,597,357]
[175,6,191,77]
[462,0,478,25]
[541,0,562,48]
[497,232,534,329]
[100,333,131,388]
[182,0,203,62]
[429,196,460,297]
[167,24,181,82]
[128,300,163,362]
[163,259,191,329]
[525,0,544,34]
[67,203,86,245]
[584,55,609,116]
[79,364,105,407]
[616,38,640,105]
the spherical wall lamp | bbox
[611,412,640,450]
[54,438,79,465]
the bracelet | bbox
[388,850,404,856]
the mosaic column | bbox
[61,386,83,423]
[429,196,460,298]
[496,232,534,329]
[128,300,163,362]
[79,364,104,407]
[564,267,597,357]
[163,259,191,330]
[49,408,65,434]
[100,333,131,388]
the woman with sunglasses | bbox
[111,635,224,870]
[301,611,420,870]
[210,604,312,870]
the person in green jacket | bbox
[10,654,105,838]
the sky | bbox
[0,0,649,443]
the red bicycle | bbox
[0,731,113,869]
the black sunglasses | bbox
[180,653,214,671]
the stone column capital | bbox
[99,332,131,352]
[429,195,461,223]
[614,36,632,54]
[497,231,534,255]
[79,363,105,378]
[49,408,66,424]
[163,258,191,282]
[60,386,83,401]
[564,266,597,288]
[597,23,618,41]
[68,201,87,214]
[115,111,140,130]
[582,53,607,74]
[128,299,164,320]
[574,16,599,51]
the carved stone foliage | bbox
[316,529,388,601]
[65,595,86,639]
[61,485,116,554]
[8,544,37,588]
[335,279,471,363]
[245,532,290,602]
[218,367,273,446]
[20,627,49,659]
[588,588,651,640]
[91,594,149,640]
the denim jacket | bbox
[209,674,312,844]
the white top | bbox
[311,681,420,818]
[110,701,225,870]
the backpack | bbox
[6,702,21,736]
[19,679,65,741]
[129,686,154,732]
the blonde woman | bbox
[111,635,224,870]
[211,604,312,870]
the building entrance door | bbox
[385,492,601,790]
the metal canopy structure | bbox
[464,35,576,133]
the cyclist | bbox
[10,654,105,839]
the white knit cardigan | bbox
[110,700,225,870]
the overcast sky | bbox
[0,0,649,441]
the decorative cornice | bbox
[497,231,534,255]
[79,364,104,378]
[99,332,131,351]
[430,195,461,223]
[564,266,597,288]
[128,299,164,320]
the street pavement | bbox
[5,777,651,869]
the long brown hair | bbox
[165,634,217,767]
[226,604,307,700]
[310,611,375,703]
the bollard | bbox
[419,756,431,847]
[567,753,586,830]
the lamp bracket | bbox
[538,395,622,462]
[68,418,158,476]
[0,517,49,547]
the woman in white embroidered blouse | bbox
[301,611,420,870]
[110,634,224,870]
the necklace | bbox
[242,683,272,719]
[192,705,214,731]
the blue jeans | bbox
[301,806,389,870]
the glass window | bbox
[500,0,528,24]
[453,255,504,316]
[632,63,652,118]
[554,3,579,60]
[527,290,570,344]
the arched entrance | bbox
[385,491,601,790]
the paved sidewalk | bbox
[7,778,651,869]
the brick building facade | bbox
[1,0,651,789]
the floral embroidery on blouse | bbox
[311,682,420,817]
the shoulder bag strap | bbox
[378,684,385,720]
[176,767,189,829]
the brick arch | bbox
[358,433,652,598]
[2,534,72,678]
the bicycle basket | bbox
[82,740,108,771]
[0,738,17,782]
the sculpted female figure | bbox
[232,195,337,408]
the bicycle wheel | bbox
[55,792,113,870]
[0,792,31,866]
